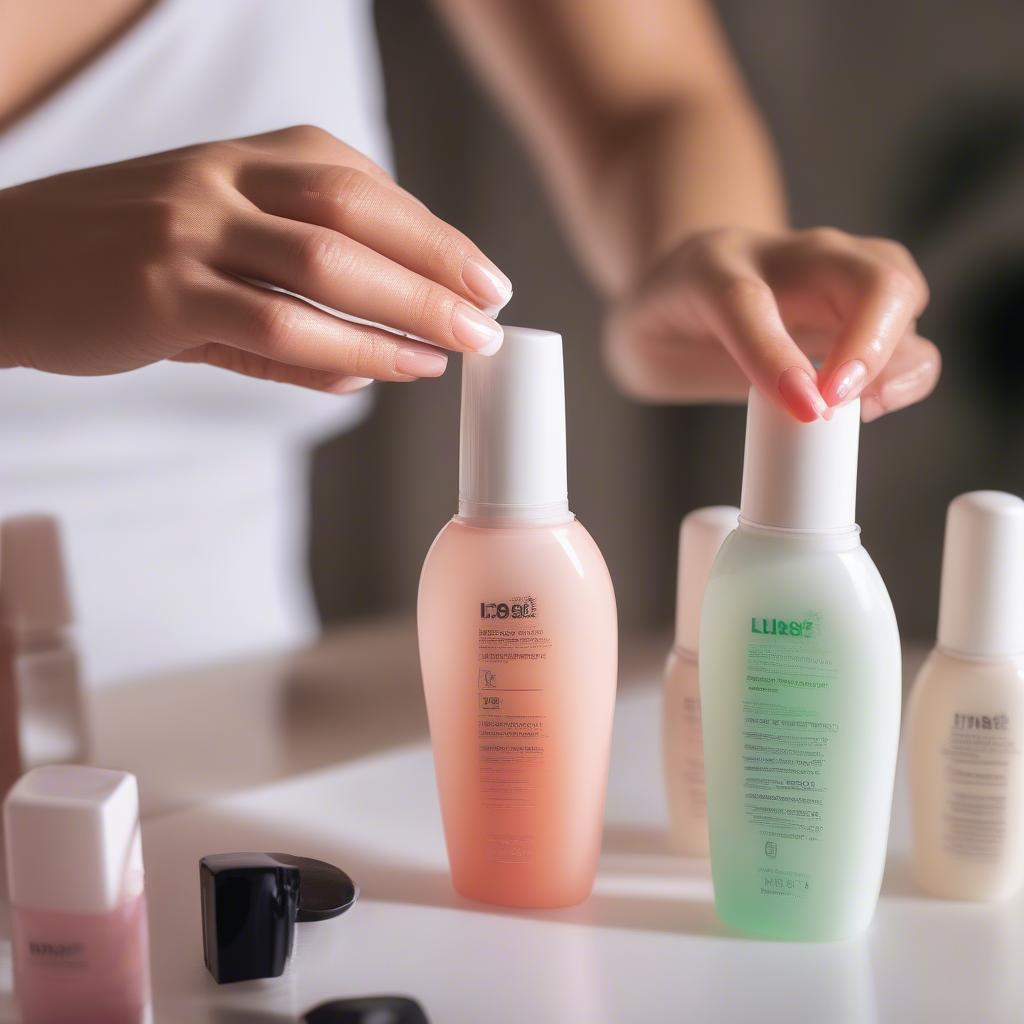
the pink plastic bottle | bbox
[418,327,618,908]
[4,765,150,1024]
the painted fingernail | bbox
[823,359,868,406]
[395,347,448,378]
[329,377,374,394]
[462,255,513,314]
[777,367,829,423]
[452,304,503,355]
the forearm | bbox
[580,90,787,295]
[434,0,786,298]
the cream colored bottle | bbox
[663,506,738,856]
[0,516,88,797]
[907,491,1024,901]
[418,327,618,909]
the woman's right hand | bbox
[0,126,513,392]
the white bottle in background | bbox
[907,490,1024,901]
[0,516,88,796]
[663,505,739,856]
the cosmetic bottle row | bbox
[416,324,1024,943]
[664,488,1024,912]
[4,324,1013,977]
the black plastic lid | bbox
[200,852,359,985]
[200,853,300,985]
[268,853,359,922]
[304,997,430,1024]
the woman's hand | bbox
[604,227,938,421]
[0,126,512,392]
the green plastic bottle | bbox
[700,390,901,941]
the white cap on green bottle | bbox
[740,386,861,532]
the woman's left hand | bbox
[604,226,939,422]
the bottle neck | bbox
[456,498,570,523]
[455,506,575,529]
[935,643,1024,665]
[737,517,862,551]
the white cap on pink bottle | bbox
[4,765,144,914]
[740,386,861,532]
[675,506,740,653]
[458,326,569,523]
[937,490,1024,659]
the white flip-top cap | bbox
[458,326,569,522]
[675,506,739,652]
[0,515,73,633]
[937,491,1024,658]
[740,387,860,531]
[4,765,144,913]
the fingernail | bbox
[823,359,868,406]
[462,255,513,314]
[860,371,923,422]
[452,304,503,354]
[777,367,829,423]
[395,347,448,378]
[329,376,374,394]
[861,394,885,422]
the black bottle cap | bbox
[200,852,360,985]
[268,853,359,922]
[303,997,430,1024]
[200,853,300,985]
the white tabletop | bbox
[1,622,1021,1023]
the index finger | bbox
[237,161,513,315]
[693,272,829,423]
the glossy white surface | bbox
[0,624,1020,1022]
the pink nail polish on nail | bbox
[777,367,828,423]
[462,256,513,313]
[395,349,448,378]
[826,359,868,406]
[452,305,504,354]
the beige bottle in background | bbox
[0,516,88,797]
[908,491,1024,901]
[662,505,738,856]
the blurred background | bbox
[314,0,1024,646]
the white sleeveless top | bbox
[0,0,392,684]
